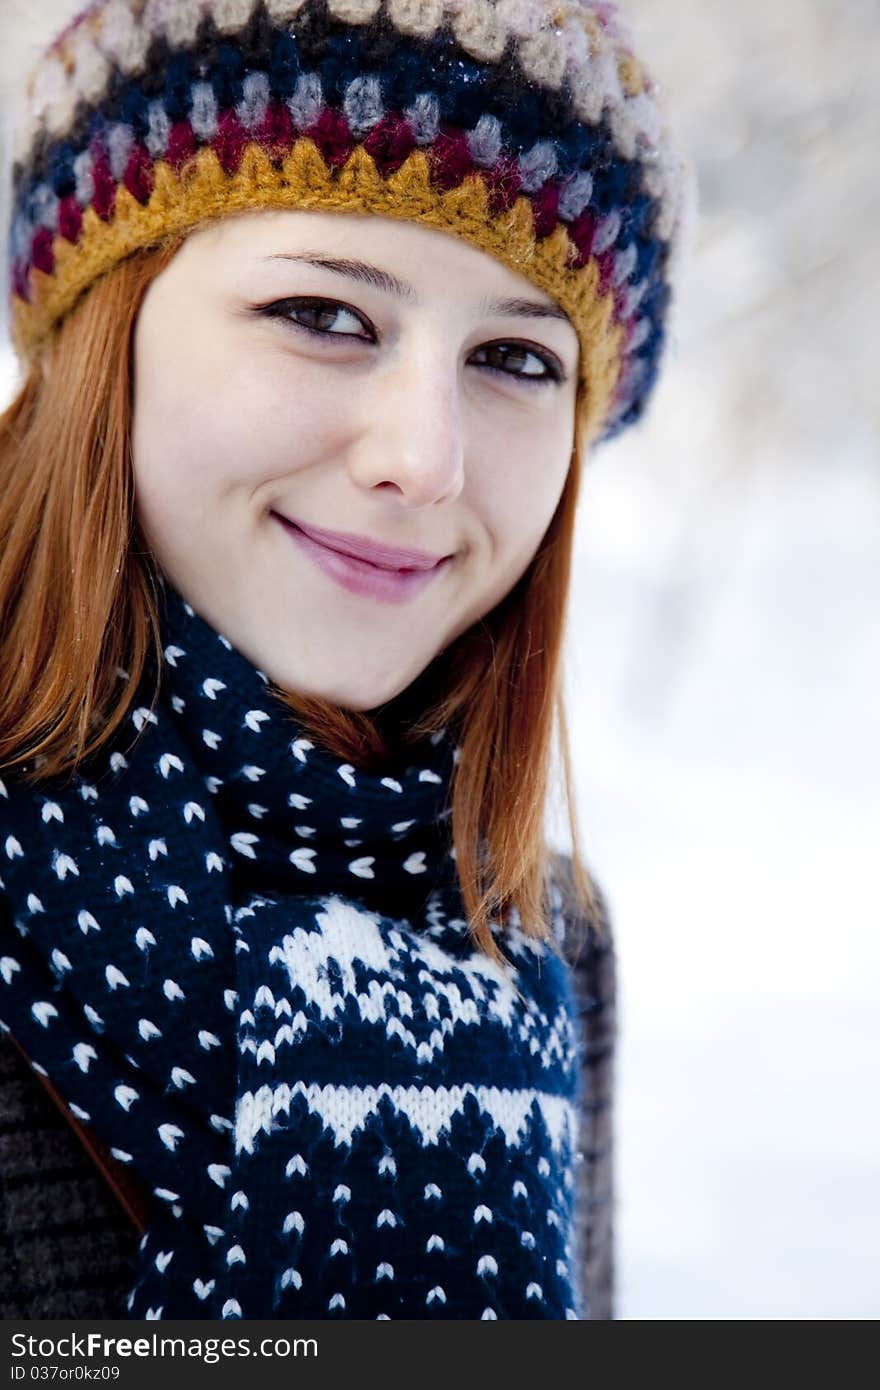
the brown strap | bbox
[7,1031,151,1236]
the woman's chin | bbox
[265,659,421,713]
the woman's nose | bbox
[347,358,466,507]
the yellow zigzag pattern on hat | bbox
[12,138,624,448]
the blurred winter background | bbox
[1,0,877,1320]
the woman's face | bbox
[131,208,580,710]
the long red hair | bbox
[0,236,607,970]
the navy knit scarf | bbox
[0,579,584,1319]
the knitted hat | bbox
[6,0,695,447]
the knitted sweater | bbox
[0,584,617,1319]
[0,864,615,1319]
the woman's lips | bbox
[288,516,447,570]
[273,513,452,604]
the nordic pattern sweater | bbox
[0,853,615,1320]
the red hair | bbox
[0,236,607,970]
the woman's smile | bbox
[273,511,454,604]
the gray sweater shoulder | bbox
[0,1029,139,1318]
[549,850,617,1321]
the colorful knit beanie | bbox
[6,0,695,447]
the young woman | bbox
[0,0,691,1320]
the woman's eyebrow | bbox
[257,251,571,323]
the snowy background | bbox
[1,0,877,1320]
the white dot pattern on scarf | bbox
[0,580,585,1318]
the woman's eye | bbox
[266,297,369,339]
[260,297,564,385]
[471,342,562,385]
